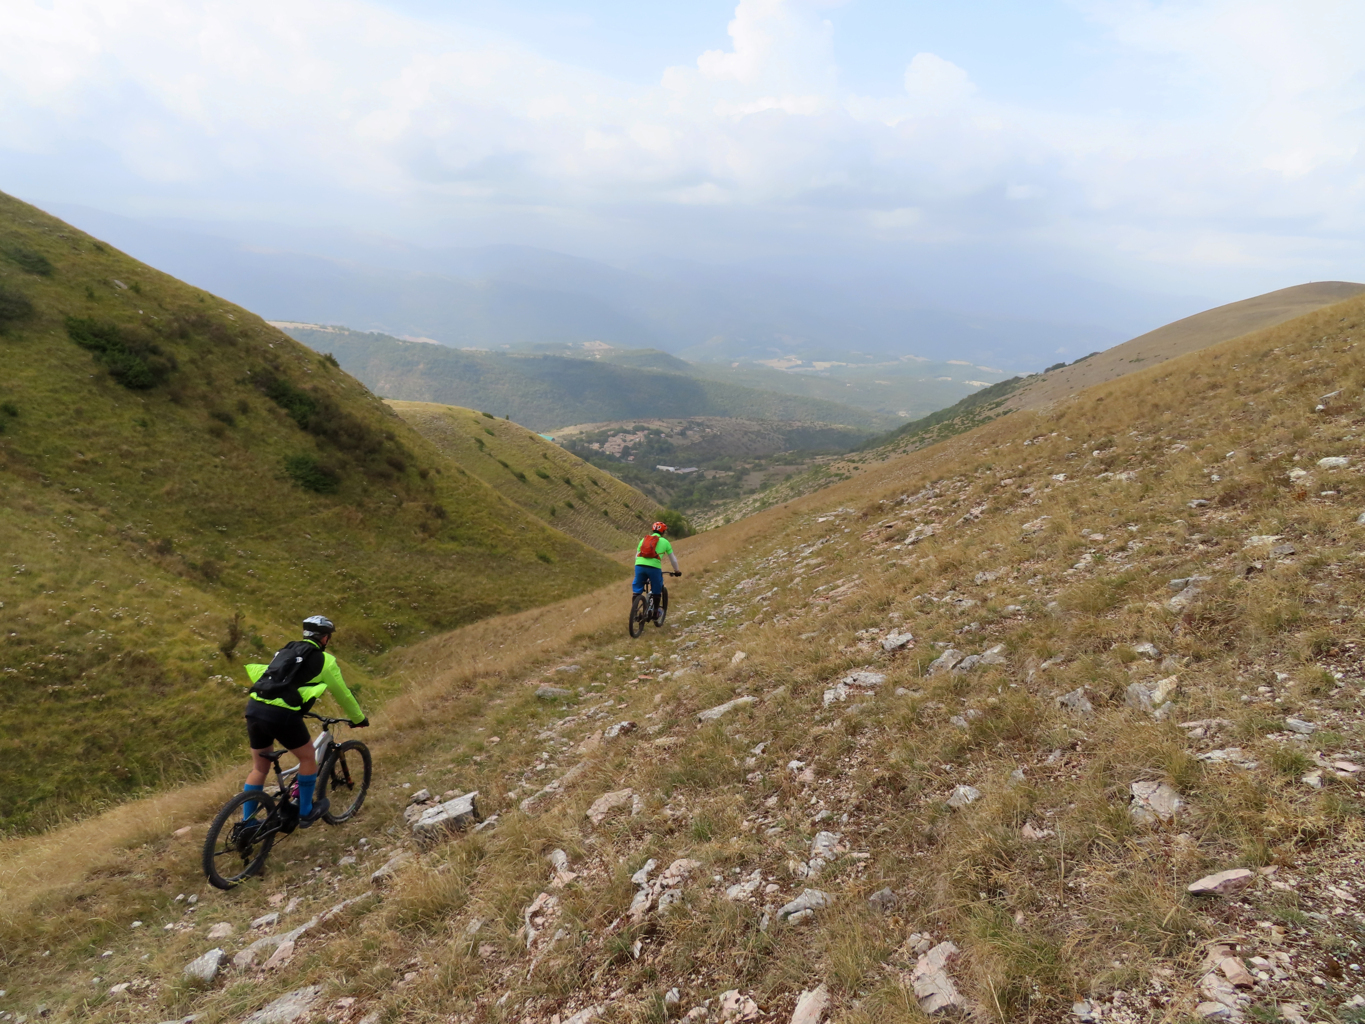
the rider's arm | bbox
[668,551,680,572]
[319,652,366,724]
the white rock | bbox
[1284,718,1317,735]
[810,831,843,860]
[1318,456,1350,469]
[520,760,589,814]
[697,696,756,722]
[979,643,1007,666]
[371,852,413,885]
[1132,642,1160,659]
[730,651,748,665]
[1057,688,1093,714]
[718,990,761,1021]
[927,649,963,674]
[586,788,635,825]
[630,858,658,886]
[1130,781,1182,823]
[725,869,763,901]
[777,889,831,922]
[1197,748,1259,769]
[241,985,324,1024]
[406,788,432,806]
[868,888,897,913]
[412,791,480,841]
[789,984,829,1024]
[562,1006,603,1024]
[1188,868,1255,896]
[251,912,279,930]
[536,685,572,699]
[205,922,233,940]
[183,948,225,982]
[911,941,967,1014]
[881,632,914,653]
[604,720,637,740]
[946,785,980,809]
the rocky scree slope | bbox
[0,191,621,832]
[390,401,664,552]
[7,292,1365,1023]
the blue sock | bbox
[297,774,317,816]
[242,783,264,821]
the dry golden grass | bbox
[7,293,1365,1023]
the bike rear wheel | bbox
[629,592,647,638]
[203,790,278,890]
[652,586,668,628]
[318,739,372,823]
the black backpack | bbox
[250,640,324,707]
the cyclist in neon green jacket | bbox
[241,615,368,826]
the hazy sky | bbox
[2,0,1362,301]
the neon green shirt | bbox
[245,646,365,722]
[635,533,674,568]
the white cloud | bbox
[0,0,1359,293]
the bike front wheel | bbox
[629,593,647,638]
[318,739,372,823]
[203,789,278,890]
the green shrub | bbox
[3,246,53,276]
[284,453,341,494]
[0,401,17,418]
[534,467,551,479]
[64,316,174,389]
[0,284,34,326]
[259,372,319,428]
[658,508,694,537]
[482,411,495,419]
[536,551,553,564]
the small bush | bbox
[209,408,235,427]
[658,508,694,537]
[0,401,17,417]
[321,352,339,368]
[64,316,174,389]
[482,411,495,419]
[3,246,53,276]
[484,427,495,437]
[0,284,35,327]
[535,467,551,480]
[536,551,553,564]
[284,453,341,494]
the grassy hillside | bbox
[277,325,898,432]
[9,288,1365,1023]
[390,402,665,551]
[0,191,622,832]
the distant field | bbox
[391,401,663,552]
[279,325,899,432]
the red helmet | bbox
[652,521,668,533]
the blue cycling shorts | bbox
[632,564,664,595]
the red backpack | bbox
[639,534,660,559]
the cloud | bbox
[0,0,1360,295]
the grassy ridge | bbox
[0,192,622,832]
[279,326,898,432]
[390,401,664,551]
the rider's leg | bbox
[632,564,650,594]
[243,747,273,819]
[288,740,319,816]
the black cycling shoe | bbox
[298,798,330,828]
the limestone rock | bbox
[1057,688,1093,714]
[978,643,1007,666]
[1188,868,1255,896]
[205,922,233,940]
[789,984,829,1024]
[1133,642,1160,659]
[412,791,480,841]
[946,785,980,809]
[1284,717,1317,735]
[183,948,225,983]
[868,888,897,913]
[586,788,634,825]
[523,891,561,950]
[911,941,967,1015]
[536,685,572,700]
[1130,781,1182,824]
[251,912,279,930]
[1318,456,1350,469]
[881,631,914,653]
[725,869,763,901]
[520,761,589,814]
[718,990,761,1022]
[604,720,637,739]
[697,696,756,722]
[777,888,831,923]
[406,788,432,806]
[371,851,413,886]
[927,649,963,674]
[241,985,324,1024]
[562,1007,603,1024]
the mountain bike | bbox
[629,572,681,638]
[202,713,372,890]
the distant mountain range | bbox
[279,325,900,432]
[49,205,1208,371]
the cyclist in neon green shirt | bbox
[241,615,368,826]
[634,521,681,624]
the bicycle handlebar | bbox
[303,712,355,727]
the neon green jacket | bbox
[246,645,365,722]
[635,532,674,568]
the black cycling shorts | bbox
[244,701,311,752]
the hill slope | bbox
[390,402,664,551]
[277,325,898,432]
[8,284,1365,1023]
[0,191,622,831]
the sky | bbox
[1,0,1363,310]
